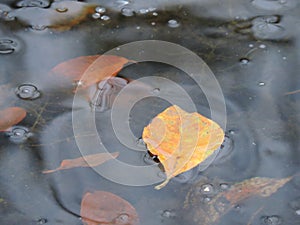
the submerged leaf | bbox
[142,105,224,189]
[42,152,119,173]
[81,191,140,225]
[0,107,27,131]
[50,55,131,89]
[184,176,293,225]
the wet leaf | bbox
[42,152,119,173]
[142,105,224,189]
[80,191,140,225]
[50,55,131,89]
[0,107,27,131]
[183,176,293,225]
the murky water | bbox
[0,0,299,224]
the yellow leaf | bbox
[142,105,224,189]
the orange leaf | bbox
[80,191,140,225]
[43,152,119,173]
[142,105,224,189]
[0,107,27,131]
[50,55,131,89]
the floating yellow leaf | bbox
[142,105,224,189]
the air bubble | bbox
[200,184,214,194]
[143,152,158,165]
[92,13,101,19]
[262,215,282,225]
[151,88,160,95]
[153,12,158,16]
[151,22,156,26]
[121,7,134,17]
[161,210,176,218]
[95,6,106,14]
[5,126,32,143]
[168,19,180,28]
[15,84,41,100]
[296,209,300,215]
[55,7,68,13]
[258,82,265,86]
[136,26,141,30]
[0,39,17,54]
[228,129,235,134]
[101,15,110,21]
[115,214,129,224]
[36,218,47,224]
[259,44,267,49]
[240,58,250,65]
[220,183,229,190]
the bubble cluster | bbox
[261,215,282,225]
[92,6,109,21]
[121,7,134,17]
[15,0,50,8]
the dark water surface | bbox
[0,0,299,224]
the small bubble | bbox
[138,8,149,14]
[228,129,235,134]
[262,215,282,225]
[36,218,47,224]
[161,210,176,218]
[101,15,110,21]
[116,47,120,51]
[259,44,266,49]
[220,183,229,190]
[282,56,287,60]
[153,12,158,16]
[15,84,41,100]
[296,209,300,215]
[121,7,134,17]
[151,22,156,26]
[143,152,158,165]
[95,6,106,13]
[0,39,17,54]
[115,214,129,224]
[31,25,46,31]
[92,13,101,19]
[168,19,180,28]
[151,88,160,95]
[203,197,211,203]
[136,26,141,30]
[6,126,32,143]
[55,7,68,13]
[249,43,254,48]
[200,184,214,194]
[258,82,265,86]
[240,58,250,64]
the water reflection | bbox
[0,0,299,224]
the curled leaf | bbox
[50,55,131,89]
[142,105,224,189]
[81,191,140,225]
[43,152,119,173]
[0,107,26,131]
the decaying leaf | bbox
[81,191,140,225]
[183,176,293,225]
[0,107,27,131]
[50,55,131,89]
[142,105,224,189]
[42,152,119,173]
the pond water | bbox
[0,0,299,224]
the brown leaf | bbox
[0,107,27,131]
[42,152,119,173]
[142,105,224,189]
[80,191,140,225]
[50,55,131,89]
